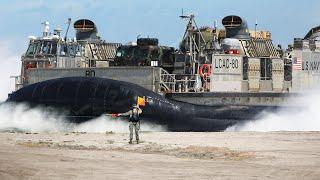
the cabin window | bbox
[26,43,36,56]
[35,42,42,55]
[60,44,68,56]
[27,41,57,56]
[42,41,49,54]
[116,47,132,58]
[116,49,124,57]
[116,51,122,57]
[51,42,57,55]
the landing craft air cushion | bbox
[7,14,320,131]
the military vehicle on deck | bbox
[112,38,175,72]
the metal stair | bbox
[159,68,176,93]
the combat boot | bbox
[129,139,133,144]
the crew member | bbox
[116,105,142,144]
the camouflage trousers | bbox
[129,121,140,142]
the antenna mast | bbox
[255,18,258,39]
[179,11,206,75]
[64,18,72,41]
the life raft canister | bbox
[199,64,212,79]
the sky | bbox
[0,0,319,100]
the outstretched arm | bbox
[119,108,142,116]
[108,110,131,117]
[109,108,142,117]
[118,110,133,117]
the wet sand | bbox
[0,131,319,179]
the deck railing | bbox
[159,68,200,93]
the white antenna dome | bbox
[42,21,50,37]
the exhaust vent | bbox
[222,15,243,28]
[222,15,250,39]
[74,19,99,41]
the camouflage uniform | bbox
[129,121,140,143]
[119,107,142,144]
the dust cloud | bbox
[74,116,165,133]
[227,88,320,132]
[0,103,166,133]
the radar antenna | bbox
[179,8,189,19]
